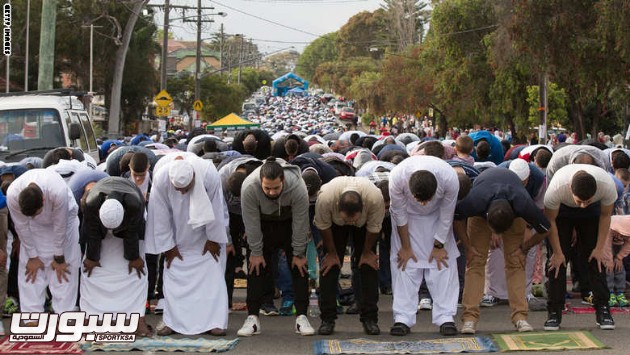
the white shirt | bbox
[544,164,617,210]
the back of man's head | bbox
[302,168,322,198]
[612,151,630,170]
[339,190,363,215]
[476,141,491,161]
[203,139,218,154]
[487,199,514,234]
[533,148,552,169]
[571,170,597,201]
[284,139,299,157]
[130,152,149,173]
[409,170,437,202]
[457,172,472,201]
[423,141,445,159]
[19,183,44,216]
[573,153,595,165]
[456,135,474,154]
[227,171,247,197]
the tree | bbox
[526,82,569,130]
[381,0,431,50]
[296,32,338,82]
[263,50,300,77]
[336,9,390,59]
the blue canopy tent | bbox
[272,72,309,97]
[287,87,306,97]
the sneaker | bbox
[279,300,295,316]
[439,322,458,336]
[237,315,261,336]
[581,291,594,305]
[544,312,561,331]
[616,293,629,307]
[515,319,534,332]
[295,315,315,336]
[418,298,433,310]
[527,296,547,311]
[260,304,279,316]
[4,297,18,317]
[596,307,615,330]
[345,303,359,314]
[480,294,499,307]
[609,293,619,307]
[154,298,164,315]
[461,321,476,334]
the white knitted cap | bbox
[509,158,530,181]
[99,199,124,229]
[169,160,194,188]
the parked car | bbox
[339,107,355,121]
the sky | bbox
[150,0,383,54]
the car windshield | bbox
[0,108,65,151]
[342,107,354,112]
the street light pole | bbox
[160,0,169,91]
[24,0,30,91]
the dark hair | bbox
[349,133,360,145]
[203,139,218,154]
[615,168,630,183]
[487,199,514,233]
[612,151,630,170]
[164,137,178,148]
[423,141,445,158]
[457,172,472,201]
[573,153,595,165]
[476,140,491,160]
[227,171,247,197]
[119,151,135,175]
[533,148,552,169]
[302,169,322,197]
[260,157,284,181]
[338,190,363,215]
[571,170,597,200]
[284,139,299,157]
[501,140,511,155]
[130,151,149,173]
[375,179,390,203]
[409,170,437,202]
[19,184,44,216]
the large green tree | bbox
[296,32,338,82]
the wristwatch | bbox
[433,240,444,249]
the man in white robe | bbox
[6,169,81,315]
[145,156,229,336]
[389,156,460,336]
[80,177,151,337]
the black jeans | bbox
[319,224,378,323]
[226,213,245,308]
[246,219,308,316]
[146,253,159,300]
[546,210,609,312]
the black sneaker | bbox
[362,319,380,335]
[318,320,335,335]
[345,303,360,314]
[544,312,561,331]
[596,307,615,330]
[439,322,458,336]
[390,322,410,336]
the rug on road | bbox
[0,336,82,354]
[80,337,239,352]
[564,304,630,314]
[313,337,497,355]
[493,331,605,351]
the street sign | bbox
[156,106,170,117]
[193,100,203,111]
[154,90,173,107]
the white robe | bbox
[388,156,460,327]
[145,156,229,335]
[80,232,147,317]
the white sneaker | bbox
[418,298,433,310]
[480,294,499,307]
[0,321,4,336]
[461,321,476,334]
[295,315,315,336]
[237,315,261,337]
[515,319,534,332]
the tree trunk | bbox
[108,0,148,136]
[505,114,517,143]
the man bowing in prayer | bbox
[145,155,229,336]
[80,176,152,337]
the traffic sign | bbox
[193,100,203,111]
[156,106,171,117]
[154,90,173,107]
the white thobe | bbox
[7,169,81,313]
[145,157,229,335]
[80,232,147,318]
[388,156,460,327]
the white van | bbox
[0,90,99,163]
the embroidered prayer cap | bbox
[509,158,530,181]
[99,199,124,229]
[169,159,194,188]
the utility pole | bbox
[161,0,169,91]
[24,0,30,91]
[237,34,244,85]
[539,73,548,144]
[194,0,201,104]
[219,23,224,76]
[37,0,58,90]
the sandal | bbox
[135,324,154,338]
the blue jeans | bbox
[276,250,294,302]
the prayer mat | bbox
[0,336,82,354]
[493,331,605,351]
[313,337,497,355]
[563,304,630,314]
[81,337,239,352]
[234,278,247,289]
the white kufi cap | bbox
[99,199,124,229]
[509,158,530,181]
[169,160,194,188]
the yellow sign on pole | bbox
[193,100,203,111]
[154,90,173,107]
[156,106,171,117]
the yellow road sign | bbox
[154,90,173,107]
[193,100,203,111]
[156,106,171,117]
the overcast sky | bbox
[151,0,383,54]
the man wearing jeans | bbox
[454,168,550,334]
[314,176,385,336]
[543,164,617,331]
